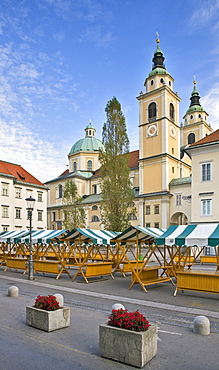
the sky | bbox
[0,0,219,183]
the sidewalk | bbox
[0,268,219,369]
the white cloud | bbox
[0,118,68,182]
[202,83,219,130]
[189,0,219,29]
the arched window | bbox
[148,102,156,122]
[170,103,174,121]
[92,205,98,211]
[188,133,195,144]
[73,162,77,172]
[91,215,99,222]
[58,184,62,198]
[87,160,92,171]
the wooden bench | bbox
[4,257,28,273]
[200,256,217,264]
[34,260,71,280]
[174,270,219,296]
[72,262,114,283]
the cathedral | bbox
[45,38,215,230]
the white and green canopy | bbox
[0,230,30,243]
[64,228,120,245]
[19,229,68,244]
[156,224,219,247]
[111,225,166,243]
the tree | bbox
[62,180,86,230]
[99,97,136,231]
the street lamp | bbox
[26,196,36,280]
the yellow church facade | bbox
[45,39,213,230]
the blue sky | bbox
[0,0,219,182]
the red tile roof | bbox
[92,150,139,178]
[190,129,219,147]
[59,169,69,177]
[0,160,45,187]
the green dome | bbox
[185,105,205,115]
[69,137,104,154]
[148,68,170,77]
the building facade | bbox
[0,160,48,231]
[46,39,214,230]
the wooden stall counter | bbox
[174,270,219,296]
[130,265,174,293]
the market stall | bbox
[156,224,219,296]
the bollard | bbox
[112,303,125,311]
[8,286,19,297]
[54,293,64,307]
[193,315,210,335]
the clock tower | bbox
[137,38,191,228]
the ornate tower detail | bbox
[181,80,212,148]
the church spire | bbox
[189,78,201,107]
[152,34,166,71]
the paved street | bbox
[1,265,219,369]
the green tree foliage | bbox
[62,180,86,230]
[99,97,136,231]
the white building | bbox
[0,160,48,231]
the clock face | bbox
[147,123,157,137]
[170,125,176,138]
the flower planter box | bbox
[26,306,70,332]
[99,323,158,368]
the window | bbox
[170,103,174,121]
[172,167,174,173]
[129,201,135,208]
[172,148,174,155]
[38,211,43,221]
[52,212,56,221]
[154,222,159,228]
[151,80,154,86]
[146,206,150,215]
[148,102,156,122]
[57,221,62,230]
[59,184,63,198]
[202,163,211,181]
[92,205,98,211]
[154,205,159,214]
[73,162,77,172]
[87,160,92,171]
[169,81,171,87]
[91,215,99,222]
[38,192,43,202]
[15,187,22,199]
[188,133,195,144]
[190,115,193,119]
[15,208,21,219]
[201,199,212,216]
[160,78,164,83]
[92,184,97,194]
[2,226,8,232]
[128,213,137,220]
[176,194,182,206]
[2,206,9,218]
[2,183,9,196]
[146,223,151,227]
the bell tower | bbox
[181,79,213,150]
[137,37,191,228]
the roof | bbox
[0,160,45,187]
[81,193,102,204]
[91,150,139,179]
[170,177,191,186]
[189,129,219,147]
[69,137,104,155]
[156,224,219,247]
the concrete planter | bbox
[99,323,158,368]
[26,306,70,332]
